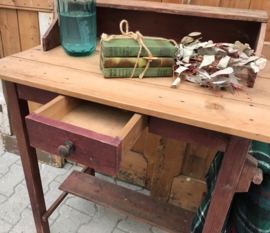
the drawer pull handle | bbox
[58,141,75,158]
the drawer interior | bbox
[34,95,135,138]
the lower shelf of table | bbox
[59,170,195,233]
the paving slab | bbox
[0,184,30,225]
[78,205,126,233]
[9,208,36,233]
[50,204,91,233]
[0,219,13,233]
[43,181,65,221]
[117,217,152,233]
[112,229,128,233]
[39,164,67,193]
[54,165,82,184]
[65,195,97,217]
[0,164,24,197]
[0,152,20,175]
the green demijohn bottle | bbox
[58,0,97,57]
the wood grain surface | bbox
[0,0,53,12]
[169,175,207,212]
[96,0,267,22]
[60,170,195,233]
[0,46,270,143]
[17,10,40,51]
[0,8,21,57]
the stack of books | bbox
[100,38,175,78]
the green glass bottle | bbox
[58,0,97,57]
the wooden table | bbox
[0,1,269,233]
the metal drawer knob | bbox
[58,141,75,158]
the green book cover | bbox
[101,64,173,78]
[101,39,176,57]
[101,53,174,68]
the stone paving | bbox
[0,140,167,233]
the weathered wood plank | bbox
[169,175,207,212]
[0,55,270,143]
[97,8,262,50]
[17,10,40,51]
[162,0,220,7]
[219,0,236,8]
[181,144,216,181]
[234,0,252,9]
[0,81,11,135]
[151,137,186,201]
[59,170,195,233]
[38,12,53,44]
[0,8,21,57]
[256,0,270,42]
[97,0,267,22]
[118,150,147,187]
[262,42,270,59]
[144,131,161,190]
[0,29,3,58]
[255,23,267,56]
[219,0,252,8]
[131,128,147,155]
[118,113,148,158]
[249,0,267,10]
[12,46,270,106]
[0,0,53,11]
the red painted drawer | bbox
[25,96,147,176]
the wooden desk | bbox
[0,1,269,233]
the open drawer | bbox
[25,96,147,176]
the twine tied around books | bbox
[101,20,178,79]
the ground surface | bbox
[0,140,167,233]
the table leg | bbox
[5,82,50,233]
[202,136,251,233]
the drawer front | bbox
[25,96,147,176]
